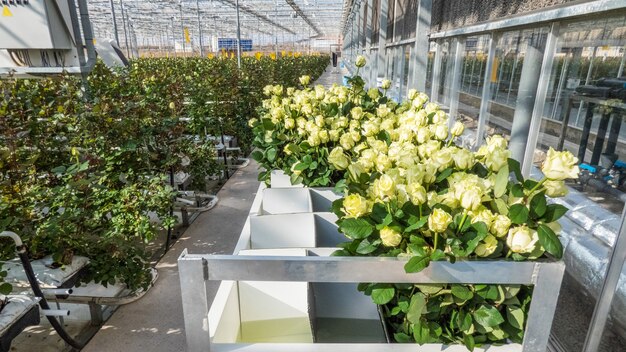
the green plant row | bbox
[0,55,329,297]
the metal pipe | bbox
[44,288,74,296]
[179,2,186,55]
[235,0,242,69]
[120,0,131,58]
[42,309,71,317]
[196,0,203,57]
[584,199,626,351]
[109,0,120,47]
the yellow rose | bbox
[475,235,498,257]
[541,148,580,181]
[328,147,350,170]
[408,183,427,205]
[381,79,392,90]
[451,121,465,137]
[340,133,355,150]
[343,194,369,218]
[428,208,453,233]
[284,118,295,130]
[380,226,402,247]
[416,127,432,144]
[544,180,569,197]
[355,55,367,68]
[506,226,539,253]
[299,75,311,86]
[432,111,448,124]
[490,214,512,238]
[470,207,494,228]
[407,89,418,100]
[329,129,340,142]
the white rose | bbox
[506,226,539,254]
[284,118,295,129]
[459,186,483,211]
[451,121,465,137]
[299,75,311,86]
[328,147,350,170]
[407,89,418,100]
[544,180,569,197]
[368,88,380,100]
[433,124,449,141]
[381,79,392,90]
[432,147,453,171]
[380,227,402,247]
[416,127,432,144]
[408,183,427,205]
[343,194,369,218]
[424,102,439,114]
[355,55,367,68]
[373,174,396,200]
[453,148,475,170]
[491,215,512,238]
[485,147,511,172]
[375,154,392,173]
[351,106,364,120]
[272,85,283,96]
[541,148,580,181]
[428,208,453,233]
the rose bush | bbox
[251,55,579,349]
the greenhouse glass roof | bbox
[87,0,349,49]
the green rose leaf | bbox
[451,285,474,301]
[404,253,431,273]
[266,147,277,162]
[393,332,412,343]
[463,334,476,352]
[543,204,568,223]
[537,223,563,259]
[435,167,453,183]
[494,165,509,198]
[406,292,426,324]
[356,238,378,254]
[509,204,529,224]
[529,191,547,218]
[412,321,431,344]
[472,305,505,328]
[250,150,263,162]
[506,306,525,330]
[340,218,373,239]
[371,286,395,305]
[507,158,523,182]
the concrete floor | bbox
[80,64,346,352]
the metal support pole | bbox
[180,3,186,55]
[430,40,443,103]
[522,23,560,177]
[196,0,204,57]
[364,0,373,87]
[409,0,432,93]
[509,29,547,165]
[584,206,626,352]
[109,0,120,47]
[448,37,466,121]
[235,0,242,69]
[178,251,211,352]
[472,33,498,148]
[376,0,389,85]
[171,17,177,57]
[120,0,130,58]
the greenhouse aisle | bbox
[82,64,345,352]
